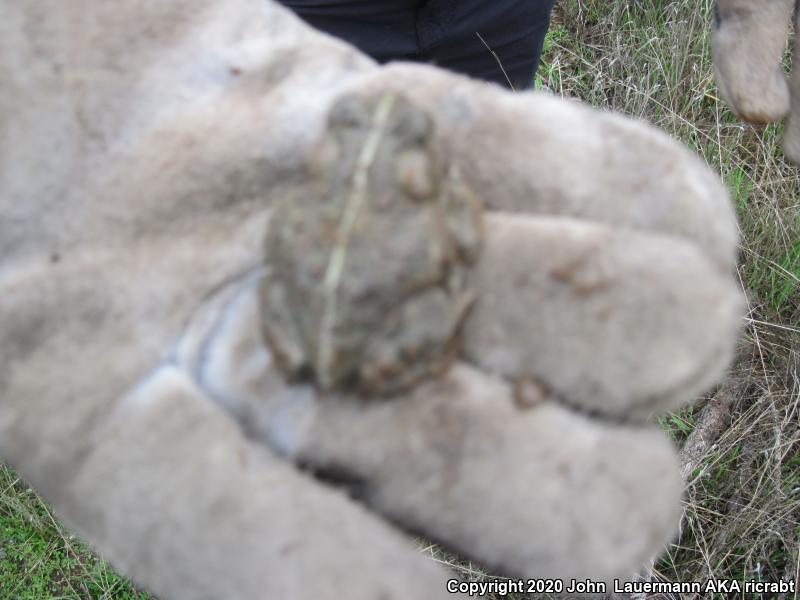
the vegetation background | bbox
[1,0,798,598]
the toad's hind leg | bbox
[359,287,475,396]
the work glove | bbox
[713,0,800,160]
[0,1,742,599]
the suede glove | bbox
[1,1,742,599]
[713,0,800,160]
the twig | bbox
[679,387,734,482]
[475,32,516,91]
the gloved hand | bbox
[713,0,800,160]
[0,1,742,599]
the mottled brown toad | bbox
[259,92,483,396]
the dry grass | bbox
[541,0,800,595]
[1,1,799,598]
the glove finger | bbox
[712,0,792,124]
[203,211,741,433]
[64,366,459,600]
[354,66,739,272]
[462,213,743,419]
[254,365,682,583]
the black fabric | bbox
[279,0,556,90]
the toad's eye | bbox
[329,95,369,129]
[396,150,438,200]
[392,108,433,145]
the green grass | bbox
[0,466,156,600]
[2,1,799,598]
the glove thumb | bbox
[712,0,792,124]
